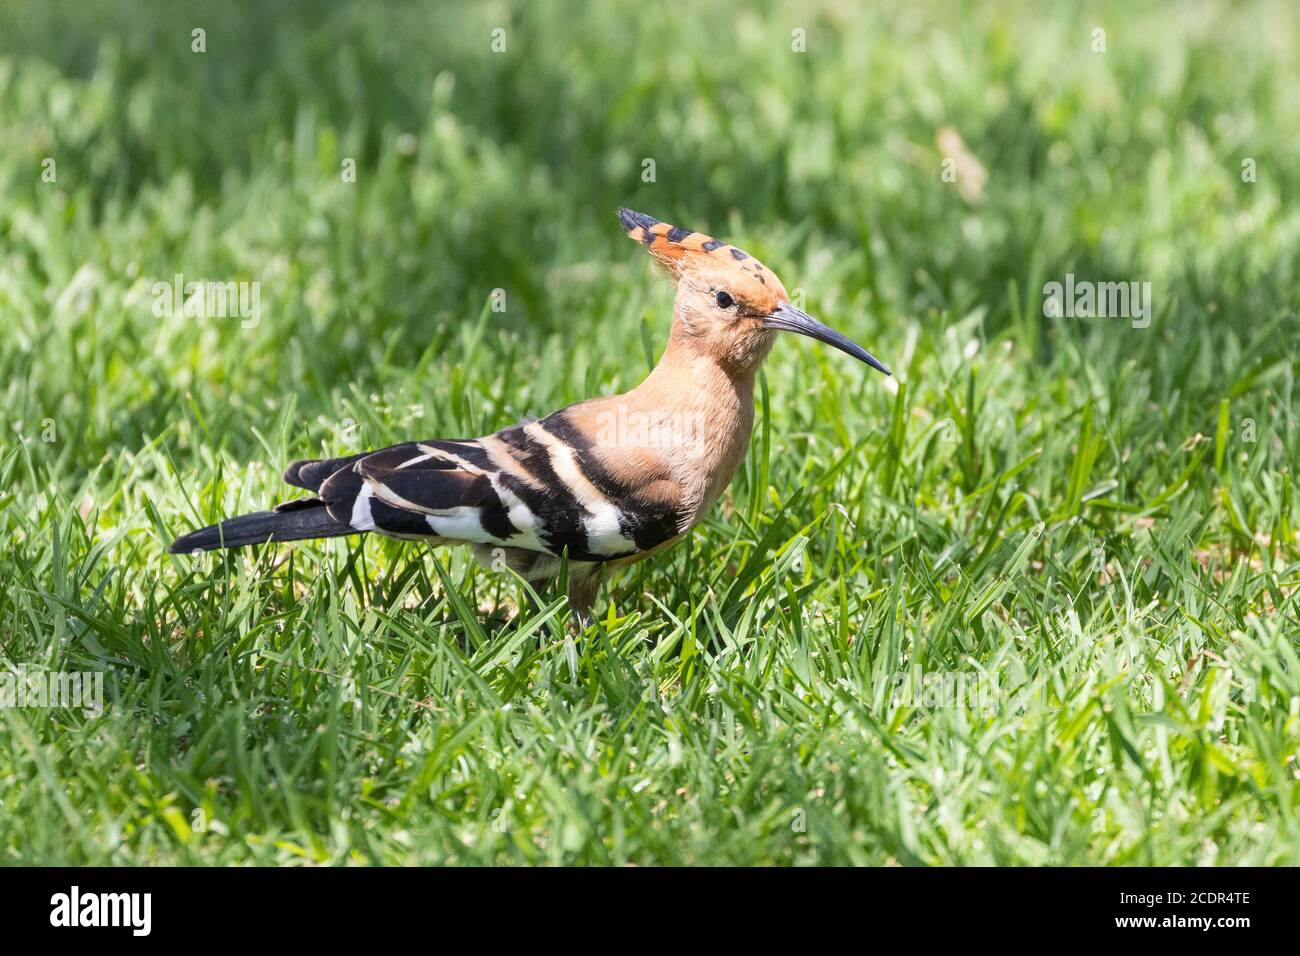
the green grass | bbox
[1,0,1298,865]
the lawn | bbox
[1,0,1297,865]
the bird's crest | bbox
[617,208,786,310]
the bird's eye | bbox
[715,290,735,309]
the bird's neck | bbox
[627,328,757,516]
[640,333,757,407]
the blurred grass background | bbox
[0,0,1297,864]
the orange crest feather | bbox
[616,208,786,313]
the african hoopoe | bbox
[170,209,891,622]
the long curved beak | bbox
[762,303,892,376]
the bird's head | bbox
[617,208,890,378]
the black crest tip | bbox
[617,208,659,232]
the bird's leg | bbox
[567,569,603,631]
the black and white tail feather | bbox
[168,503,354,552]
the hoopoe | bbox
[170,209,891,622]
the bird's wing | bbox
[282,452,369,492]
[295,410,686,562]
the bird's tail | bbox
[169,500,356,554]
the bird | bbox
[169,208,892,624]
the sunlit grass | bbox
[0,0,1297,864]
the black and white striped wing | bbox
[296,415,685,562]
